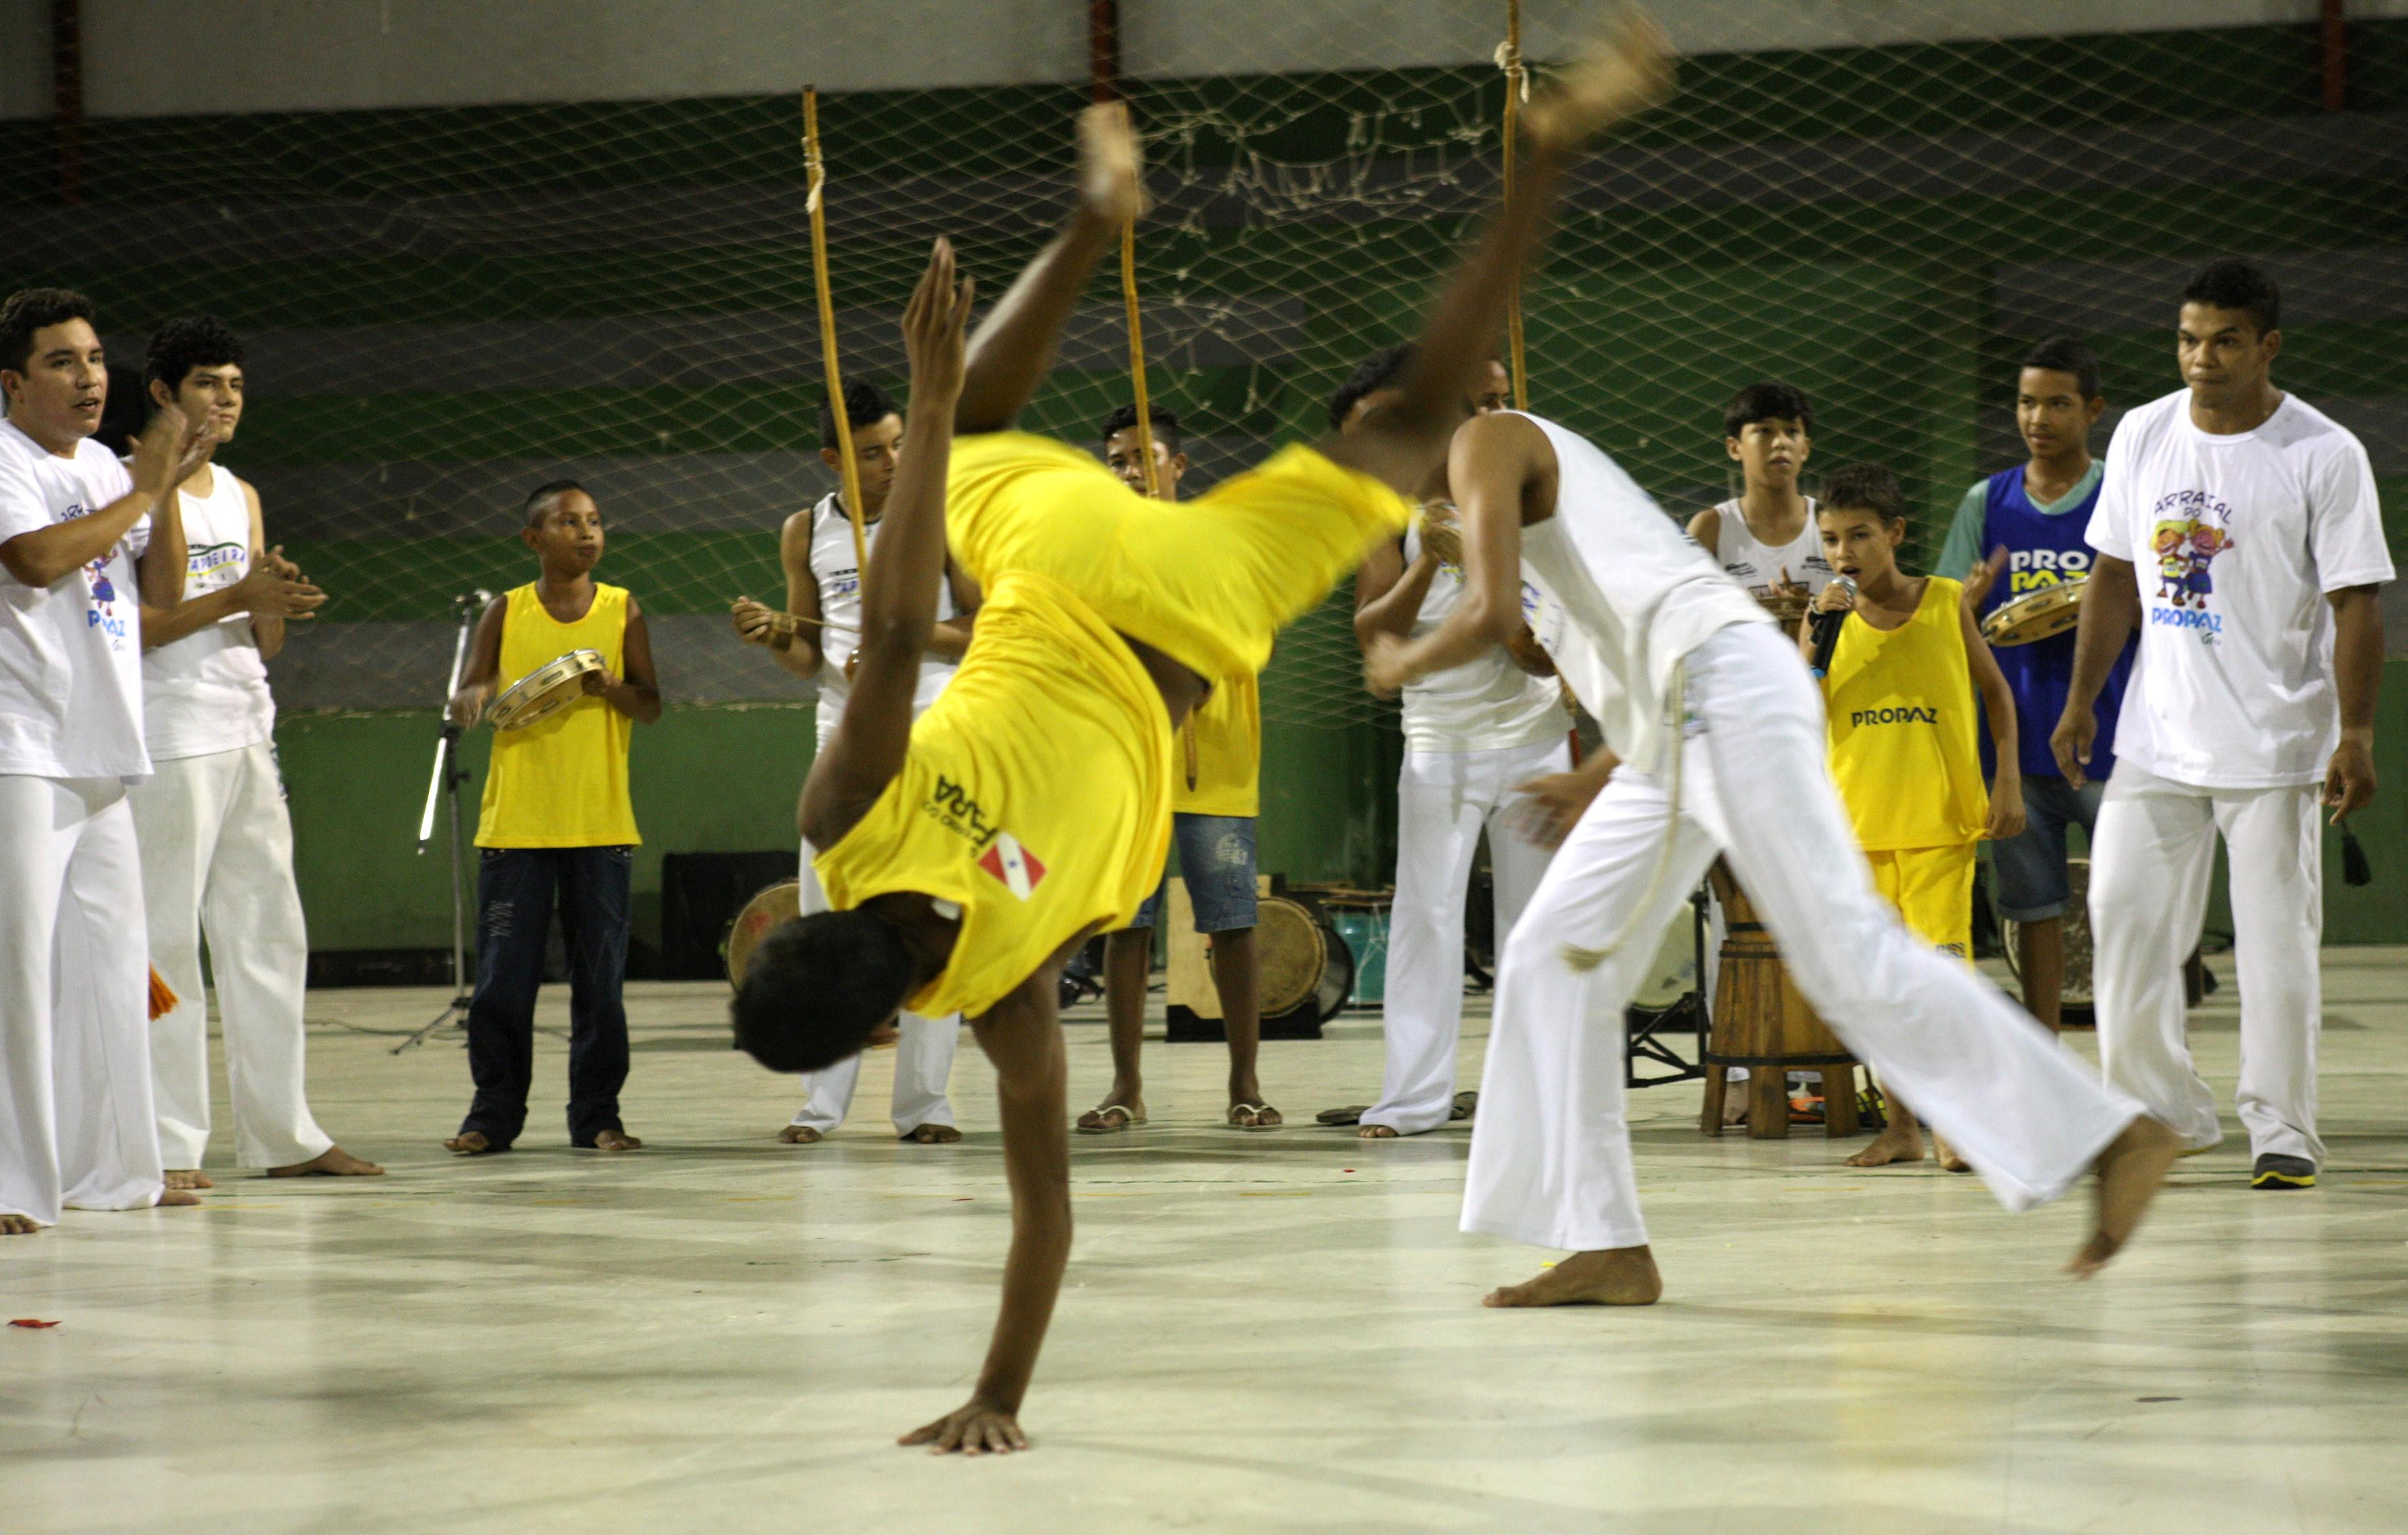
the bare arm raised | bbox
[798,239,976,849]
[1365,410,1552,692]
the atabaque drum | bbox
[1980,578,2085,648]
[487,648,608,730]
[1702,861,1857,1139]
[1249,895,1355,1025]
[725,879,800,989]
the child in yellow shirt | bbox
[1803,463,2024,1170]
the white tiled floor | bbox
[7,954,2406,1534]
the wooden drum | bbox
[1698,861,1860,1140]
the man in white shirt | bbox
[1338,345,1571,1137]
[2054,258,2391,1192]
[0,287,210,1234]
[731,381,980,1144]
[129,316,381,1189]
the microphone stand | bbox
[395,590,489,1054]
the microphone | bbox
[1808,576,1857,678]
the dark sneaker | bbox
[2251,1153,2316,1190]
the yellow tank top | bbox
[1176,671,1259,817]
[816,571,1172,1020]
[1824,576,1986,851]
[475,582,640,848]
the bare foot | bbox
[778,1125,824,1144]
[1,1214,41,1235]
[1933,1133,1972,1175]
[1357,1123,1400,1140]
[1484,1246,1663,1307]
[902,1123,962,1144]
[164,1168,215,1190]
[1077,101,1146,225]
[268,1146,383,1178]
[158,1189,203,1207]
[588,1128,644,1151]
[1845,1125,1927,1168]
[444,1131,501,1156]
[2068,1116,2183,1279]
[1521,5,1678,152]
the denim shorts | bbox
[1130,813,1258,934]
[1989,775,2106,922]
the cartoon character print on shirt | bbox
[2144,489,2237,639]
[84,555,133,651]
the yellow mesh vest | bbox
[1824,576,1987,851]
[1175,671,1260,817]
[816,572,1172,1019]
[474,582,640,848]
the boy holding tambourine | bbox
[444,480,661,1156]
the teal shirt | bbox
[1936,461,2105,581]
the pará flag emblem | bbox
[977,832,1047,901]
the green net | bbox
[5,2,2402,741]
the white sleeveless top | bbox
[1398,517,1566,754]
[1713,497,1831,601]
[808,491,958,745]
[1510,412,1770,771]
[142,463,275,761]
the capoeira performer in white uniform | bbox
[0,287,209,1234]
[1365,402,2182,1303]
[733,384,979,1142]
[2055,258,2391,1193]
[1351,506,1569,1137]
[128,317,381,1188]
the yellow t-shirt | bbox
[475,582,640,848]
[1824,576,1986,851]
[816,571,1172,1020]
[945,432,1411,682]
[1176,672,1260,817]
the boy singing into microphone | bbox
[1803,463,2024,1170]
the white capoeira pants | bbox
[1462,623,2140,1252]
[789,840,959,1136]
[1364,737,1567,1135]
[0,775,167,1226]
[2089,763,2322,1165]
[130,742,334,1171]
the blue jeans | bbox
[1989,776,2106,922]
[1130,813,1257,934]
[461,845,633,1149]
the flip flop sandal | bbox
[1227,1103,1282,1130]
[1316,1105,1369,1127]
[900,1124,962,1144]
[1450,1091,1479,1121]
[1076,1104,1145,1135]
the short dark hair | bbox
[522,478,587,527]
[1723,381,1813,440]
[1818,462,1907,527]
[0,287,99,377]
[145,315,245,394]
[2019,335,2101,401]
[818,379,901,451]
[2181,257,2280,336]
[730,911,919,1073]
[1099,402,1181,457]
[1327,342,1416,430]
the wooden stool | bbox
[1697,862,1860,1140]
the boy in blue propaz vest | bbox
[1936,336,2135,1031]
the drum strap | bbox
[1560,657,1687,976]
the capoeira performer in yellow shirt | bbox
[1365,403,2182,1311]
[731,24,1673,1453]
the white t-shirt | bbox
[0,419,151,783]
[142,462,276,760]
[805,492,958,747]
[1511,412,1770,772]
[2087,389,2392,789]
[1398,518,1566,754]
